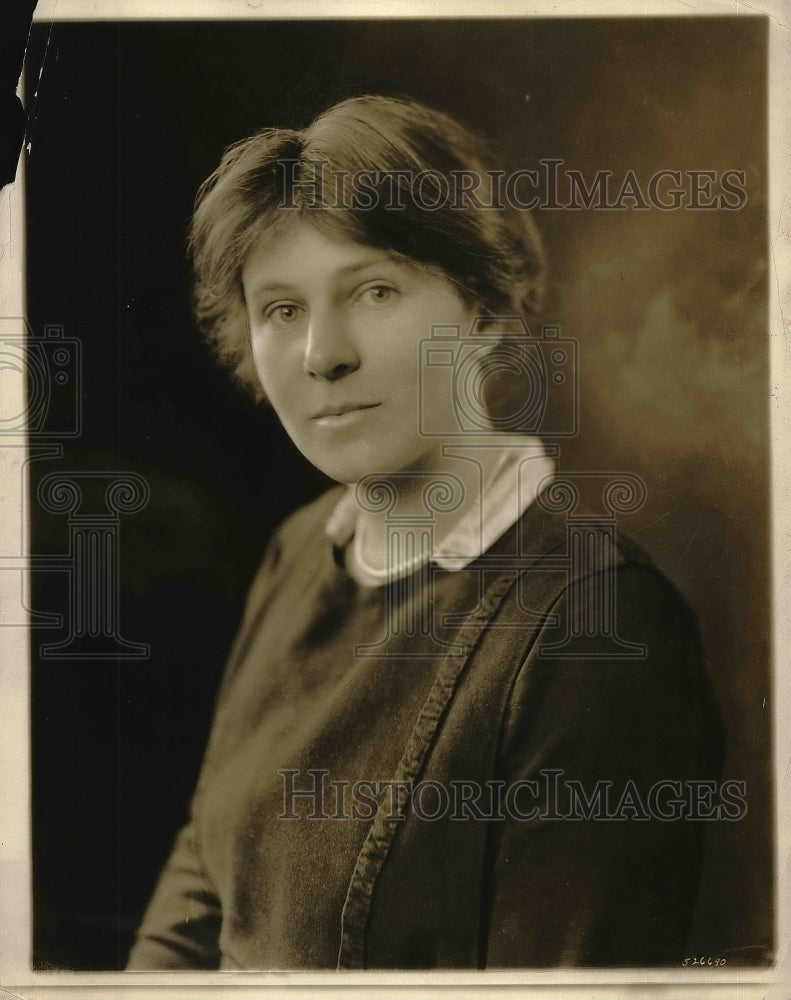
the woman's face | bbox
[241,220,482,484]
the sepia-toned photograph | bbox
[1,2,788,996]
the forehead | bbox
[240,217,442,295]
[244,218,387,275]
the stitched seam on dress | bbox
[336,570,521,970]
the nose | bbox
[303,308,360,382]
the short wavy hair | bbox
[189,94,546,399]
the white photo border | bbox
[1,1,788,997]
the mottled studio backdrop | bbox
[23,18,769,969]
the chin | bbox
[312,464,391,487]
[306,450,415,487]
[305,454,374,486]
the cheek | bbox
[250,342,269,388]
[251,338,292,402]
[368,319,423,384]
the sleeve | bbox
[125,528,286,970]
[125,822,223,970]
[482,561,723,968]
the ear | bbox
[472,315,538,431]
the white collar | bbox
[325,436,555,587]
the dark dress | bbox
[126,485,722,969]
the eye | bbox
[263,302,303,328]
[356,283,398,306]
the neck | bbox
[350,440,508,581]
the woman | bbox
[126,94,722,970]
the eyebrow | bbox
[245,254,400,298]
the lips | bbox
[311,402,381,419]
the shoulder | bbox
[496,513,722,781]
[507,490,693,622]
[211,485,347,705]
[269,484,348,559]
[508,502,706,699]
[232,485,345,635]
[251,485,345,579]
[481,488,719,739]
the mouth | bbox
[311,402,381,423]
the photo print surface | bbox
[13,10,774,981]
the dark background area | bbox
[23,18,770,970]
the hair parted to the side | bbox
[189,94,546,400]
